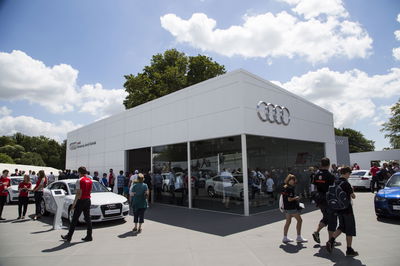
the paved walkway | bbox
[0,192,399,266]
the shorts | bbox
[320,206,337,231]
[285,209,301,215]
[337,213,356,236]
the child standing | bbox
[326,166,358,257]
[282,174,308,243]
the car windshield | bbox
[351,171,367,176]
[11,178,23,185]
[386,175,400,188]
[68,181,110,195]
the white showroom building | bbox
[66,69,336,215]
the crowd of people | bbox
[1,159,399,250]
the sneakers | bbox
[81,236,93,242]
[326,241,333,253]
[0,217,5,221]
[312,232,320,243]
[61,235,71,242]
[334,241,342,247]
[346,248,359,257]
[282,236,294,243]
[296,236,308,243]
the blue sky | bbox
[0,0,399,150]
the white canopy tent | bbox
[0,163,61,176]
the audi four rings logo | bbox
[257,101,290,125]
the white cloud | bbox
[0,50,127,118]
[279,0,348,19]
[0,115,81,142]
[161,1,372,63]
[273,67,400,127]
[395,30,400,41]
[0,106,12,116]
[397,13,400,23]
[393,47,400,61]
[78,83,127,117]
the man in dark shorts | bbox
[326,167,358,257]
[312,157,338,245]
[61,166,93,242]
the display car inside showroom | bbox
[66,69,336,216]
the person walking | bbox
[281,174,307,244]
[17,174,32,219]
[32,170,47,220]
[130,173,149,233]
[370,163,380,193]
[326,167,359,257]
[61,166,93,242]
[311,158,337,245]
[117,170,125,195]
[101,173,108,187]
[0,169,11,220]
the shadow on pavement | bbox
[118,231,138,238]
[145,203,318,236]
[279,243,307,253]
[42,241,84,252]
[314,245,366,266]
[30,213,127,230]
[376,216,400,225]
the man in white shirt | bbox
[266,175,275,205]
[128,170,139,191]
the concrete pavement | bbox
[0,192,399,266]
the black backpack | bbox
[326,181,350,211]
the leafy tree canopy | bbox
[381,99,400,149]
[0,133,66,169]
[335,128,375,153]
[123,49,226,109]
[0,153,15,164]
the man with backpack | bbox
[326,166,358,257]
[311,158,337,246]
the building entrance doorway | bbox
[126,148,151,174]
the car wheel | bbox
[207,186,215,197]
[40,199,49,216]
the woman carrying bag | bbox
[130,173,149,233]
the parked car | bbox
[348,170,371,190]
[374,172,400,218]
[205,175,243,199]
[6,176,36,204]
[41,179,129,223]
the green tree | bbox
[123,49,226,109]
[15,152,45,166]
[381,99,400,149]
[0,153,15,163]
[0,136,15,147]
[0,144,25,158]
[335,128,375,153]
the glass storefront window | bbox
[190,136,244,214]
[152,143,188,206]
[246,135,324,214]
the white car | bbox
[41,179,129,223]
[6,176,36,203]
[205,175,244,199]
[348,170,372,190]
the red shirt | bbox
[35,177,48,191]
[18,182,32,197]
[76,176,92,199]
[370,166,379,177]
[0,176,11,196]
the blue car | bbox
[374,173,400,218]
